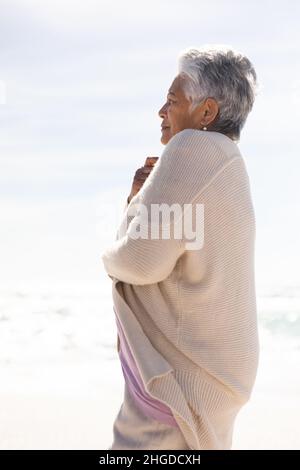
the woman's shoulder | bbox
[166,128,241,160]
[161,129,241,183]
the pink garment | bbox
[114,310,179,428]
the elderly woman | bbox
[102,45,260,450]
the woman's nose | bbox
[158,102,167,118]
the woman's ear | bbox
[203,98,219,126]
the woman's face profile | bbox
[158,75,199,145]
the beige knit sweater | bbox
[101,129,260,450]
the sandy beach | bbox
[1,370,300,450]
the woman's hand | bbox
[127,157,159,203]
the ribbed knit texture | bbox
[101,129,260,450]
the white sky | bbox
[0,0,299,287]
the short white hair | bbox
[177,44,259,141]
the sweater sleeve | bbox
[105,198,131,281]
[101,129,238,285]
[101,192,186,286]
[115,197,130,241]
[101,133,193,285]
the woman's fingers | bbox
[144,156,158,166]
[135,167,151,177]
[142,167,152,174]
[129,158,159,200]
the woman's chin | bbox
[160,128,172,145]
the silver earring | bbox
[202,126,207,131]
